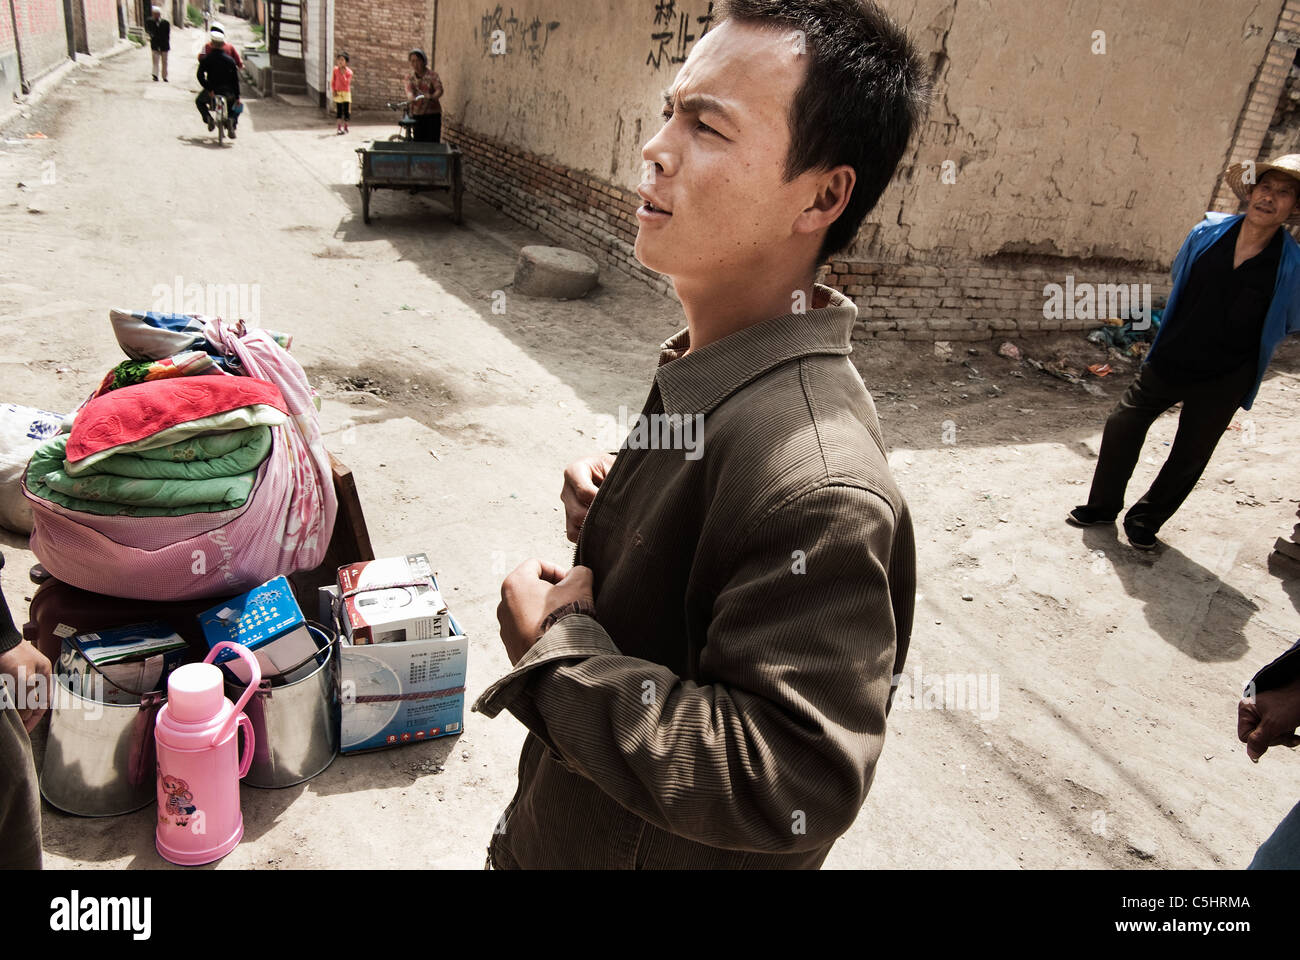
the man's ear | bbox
[793,165,855,238]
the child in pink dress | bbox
[332,53,353,134]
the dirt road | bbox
[2,32,1298,869]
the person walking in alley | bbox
[144,5,170,82]
[332,52,353,135]
[1068,155,1300,550]
[474,0,924,869]
[404,49,443,142]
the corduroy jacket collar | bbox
[653,283,858,418]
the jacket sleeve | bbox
[473,484,907,854]
[1169,220,1204,285]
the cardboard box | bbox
[336,553,452,643]
[321,582,468,753]
[199,577,320,684]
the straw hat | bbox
[1224,154,1300,224]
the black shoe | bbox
[1123,521,1158,551]
[153,75,158,81]
[163,77,168,83]
[206,117,215,131]
[1066,505,1116,527]
[229,127,236,139]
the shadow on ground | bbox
[1083,526,1256,663]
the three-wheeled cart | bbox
[355,141,464,225]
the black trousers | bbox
[1085,361,1256,533]
[335,101,351,121]
[413,113,441,142]
[196,90,240,126]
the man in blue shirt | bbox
[1068,155,1300,549]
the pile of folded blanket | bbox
[21,310,336,601]
[26,382,285,518]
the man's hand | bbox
[1238,680,1300,761]
[497,561,594,666]
[561,453,616,543]
[0,641,52,733]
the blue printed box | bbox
[199,576,318,683]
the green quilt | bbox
[26,426,274,517]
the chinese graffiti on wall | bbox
[476,6,562,65]
[647,1,716,69]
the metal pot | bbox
[40,672,163,818]
[226,623,339,789]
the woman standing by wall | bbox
[404,48,443,142]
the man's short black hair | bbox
[340,51,350,62]
[720,0,928,262]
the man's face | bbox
[636,20,820,283]
[1246,171,1299,230]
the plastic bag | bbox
[0,403,65,534]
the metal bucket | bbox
[226,623,339,789]
[40,673,163,818]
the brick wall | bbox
[84,0,121,54]
[333,0,432,112]
[444,120,673,296]
[824,260,1170,343]
[11,0,69,82]
[1211,0,1300,212]
[444,116,1173,340]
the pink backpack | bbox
[24,320,338,601]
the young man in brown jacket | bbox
[474,0,926,869]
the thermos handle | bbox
[204,641,263,747]
[235,713,254,779]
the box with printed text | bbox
[320,581,468,753]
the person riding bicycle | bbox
[196,27,243,138]
[197,21,244,69]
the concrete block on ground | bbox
[513,245,599,299]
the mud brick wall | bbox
[444,120,672,295]
[85,0,121,54]
[0,5,20,100]
[824,260,1170,343]
[10,0,70,82]
[333,0,434,112]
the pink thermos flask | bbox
[154,641,261,865]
